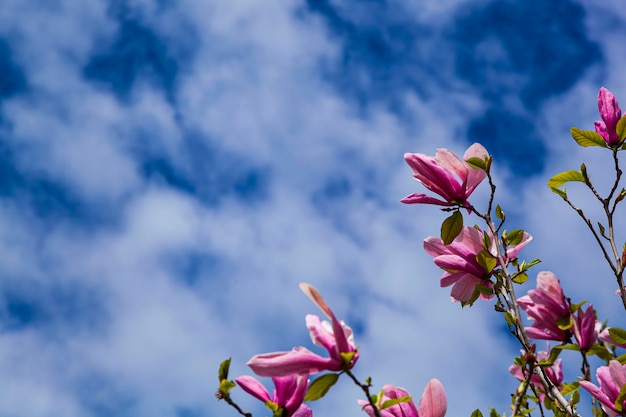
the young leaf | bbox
[470,409,484,417]
[220,379,237,394]
[512,272,528,284]
[304,373,339,402]
[441,211,463,245]
[617,114,626,140]
[609,327,626,345]
[570,127,607,147]
[505,229,524,246]
[495,204,504,220]
[476,250,497,273]
[556,316,574,331]
[489,408,500,417]
[547,170,585,189]
[587,343,613,361]
[598,222,607,238]
[550,187,567,198]
[560,382,580,397]
[466,157,487,170]
[219,358,232,382]
[504,311,516,326]
[381,396,412,409]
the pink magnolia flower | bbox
[358,379,447,417]
[572,304,598,351]
[247,283,358,377]
[424,226,494,303]
[235,373,312,417]
[401,143,488,207]
[518,271,571,342]
[580,360,626,417]
[509,345,563,400]
[594,87,623,147]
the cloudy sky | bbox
[0,1,626,416]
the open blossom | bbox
[247,283,358,377]
[580,360,626,417]
[509,345,563,400]
[595,87,623,147]
[235,373,312,417]
[424,226,494,303]
[358,379,447,417]
[572,304,598,351]
[518,271,571,342]
[401,143,488,207]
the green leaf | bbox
[505,229,525,246]
[489,408,500,417]
[556,316,574,331]
[587,343,613,361]
[304,373,339,402]
[571,389,580,405]
[570,127,607,147]
[381,396,412,409]
[569,300,588,313]
[520,258,541,272]
[512,272,528,284]
[609,327,626,345]
[539,347,562,366]
[552,343,580,352]
[598,222,607,238]
[470,409,484,417]
[466,157,487,170]
[441,211,463,245]
[220,379,236,394]
[495,205,504,220]
[218,358,232,381]
[560,382,580,397]
[476,250,497,273]
[617,114,626,141]
[548,170,585,189]
[504,311,516,326]
[550,187,567,198]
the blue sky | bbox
[0,1,625,416]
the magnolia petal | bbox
[435,148,467,183]
[580,380,619,417]
[306,314,335,352]
[418,379,447,417]
[450,274,483,302]
[292,404,313,417]
[401,193,452,206]
[235,375,271,403]
[247,347,339,376]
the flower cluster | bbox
[517,271,599,352]
[219,87,626,417]
[234,283,358,416]
[358,380,447,417]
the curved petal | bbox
[306,314,336,352]
[450,275,483,302]
[418,379,447,417]
[235,375,271,403]
[401,193,452,206]
[247,347,339,376]
[435,148,467,183]
[580,380,618,416]
[292,404,313,417]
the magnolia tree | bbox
[216,87,626,417]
